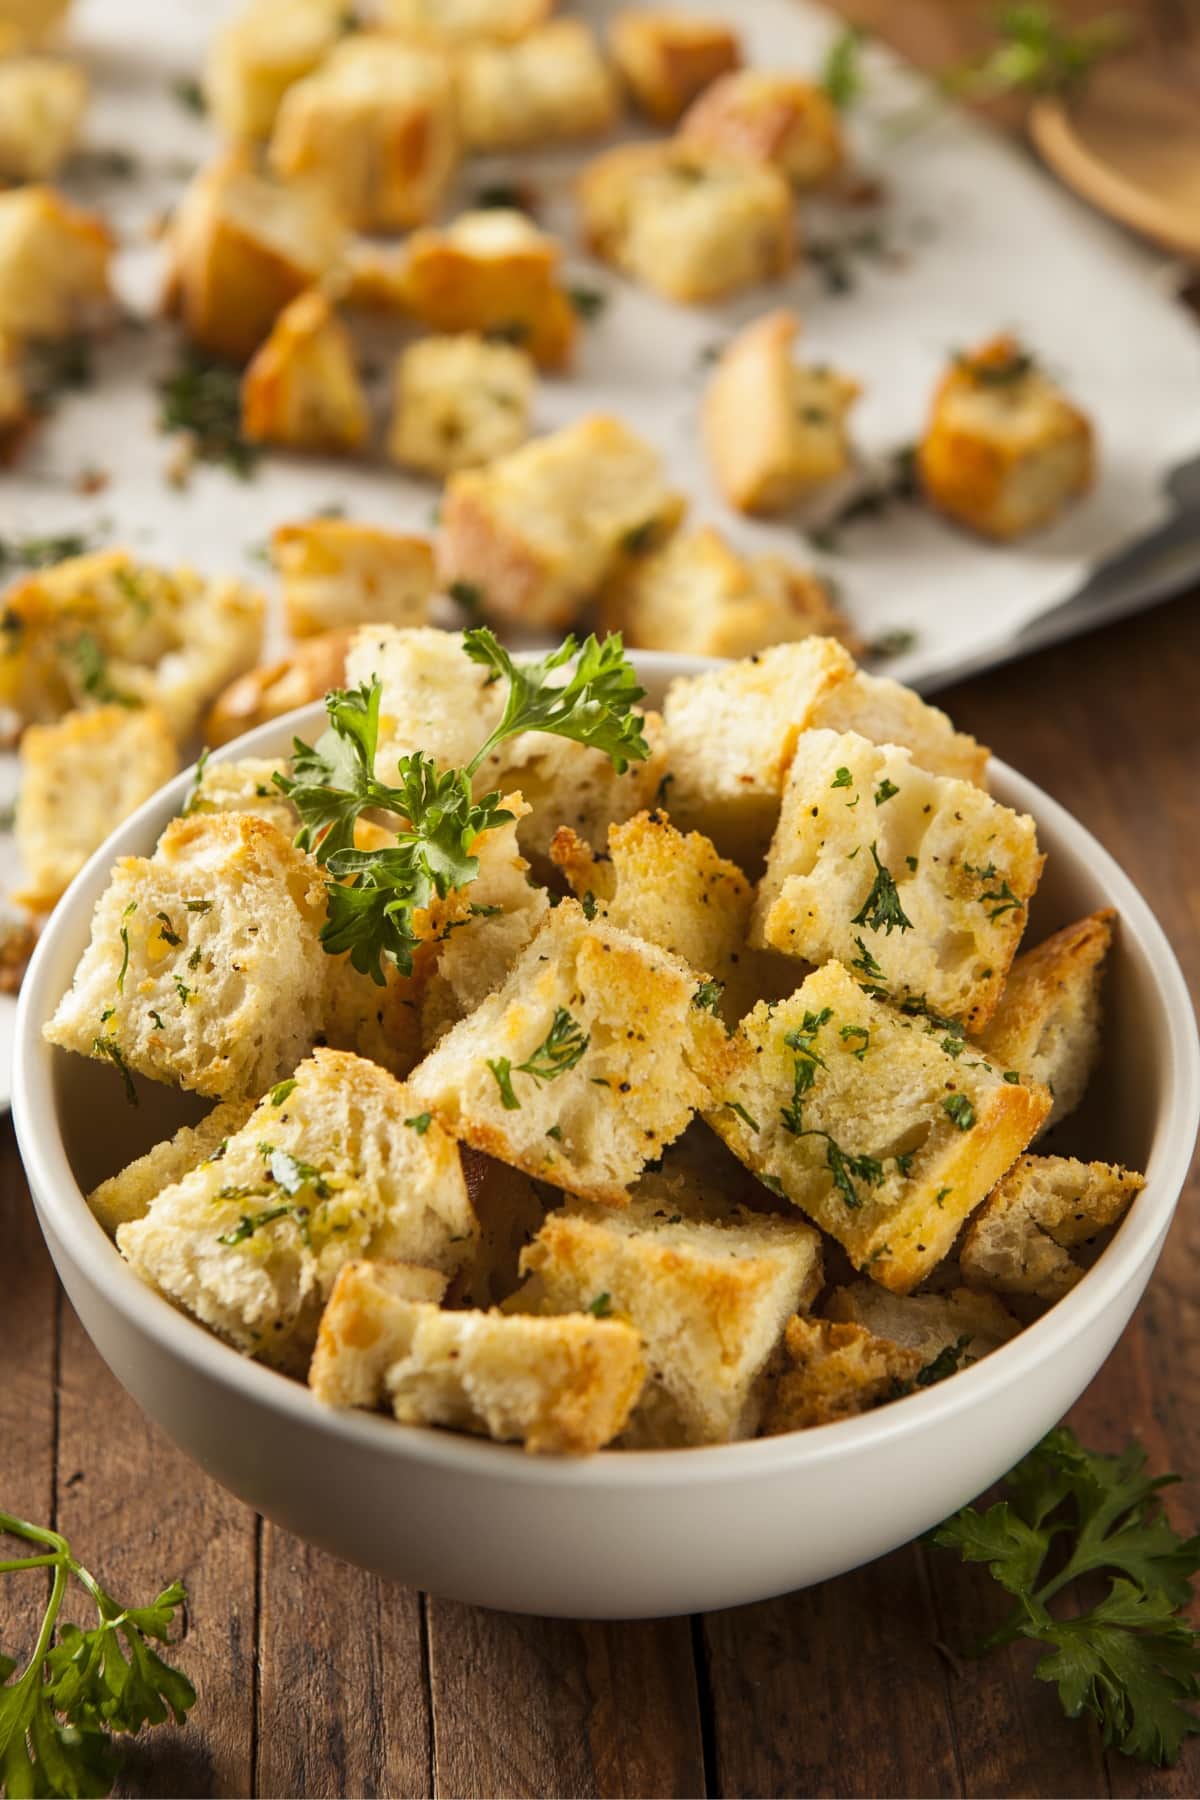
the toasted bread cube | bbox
[703,310,860,514]
[375,0,553,44]
[810,667,990,787]
[578,139,792,303]
[763,1315,924,1433]
[825,1282,1021,1365]
[167,154,348,364]
[0,185,111,340]
[16,706,179,912]
[0,56,87,182]
[608,9,740,123]
[88,1100,257,1237]
[707,962,1050,1292]
[0,0,71,52]
[407,901,729,1205]
[182,755,297,833]
[308,1261,451,1408]
[479,715,667,862]
[0,550,265,738]
[960,1153,1144,1302]
[681,70,843,187]
[0,331,27,442]
[206,0,347,139]
[44,812,333,1101]
[203,630,350,747]
[977,911,1113,1134]
[599,525,854,660]
[918,335,1094,540]
[387,333,533,477]
[117,1050,475,1370]
[274,521,434,638]
[522,1192,822,1445]
[457,20,619,150]
[269,36,458,232]
[241,289,368,452]
[437,413,684,630]
[321,946,426,1083]
[399,207,576,369]
[754,731,1042,1030]
[454,1148,550,1308]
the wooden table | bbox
[4,4,1200,1795]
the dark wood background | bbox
[3,4,1198,1796]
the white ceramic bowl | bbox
[13,653,1200,1619]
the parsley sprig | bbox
[0,1514,194,1797]
[933,1428,1200,1766]
[487,1008,591,1109]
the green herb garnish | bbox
[158,351,257,478]
[851,843,913,934]
[942,1094,976,1131]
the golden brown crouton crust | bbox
[763,1316,924,1433]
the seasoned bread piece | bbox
[475,712,667,862]
[387,333,533,478]
[703,310,860,514]
[608,9,740,122]
[407,900,729,1205]
[0,56,87,181]
[454,1149,550,1309]
[918,335,1094,540]
[599,525,854,660]
[206,0,346,139]
[399,207,575,369]
[762,1315,924,1433]
[313,1267,645,1455]
[457,20,618,150]
[118,1049,476,1371]
[960,1153,1144,1301]
[578,140,792,303]
[241,289,368,452]
[0,185,111,340]
[825,1282,1022,1365]
[681,70,843,188]
[274,521,434,639]
[44,813,332,1101]
[977,911,1112,1134]
[269,35,458,232]
[0,332,27,444]
[0,549,265,738]
[166,153,348,364]
[16,706,179,911]
[522,1192,822,1445]
[707,961,1051,1292]
[203,630,350,746]
[437,413,685,630]
[811,667,990,788]
[0,0,72,52]
[88,1100,257,1237]
[182,755,296,833]
[375,0,553,44]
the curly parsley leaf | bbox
[851,843,913,935]
[462,629,649,774]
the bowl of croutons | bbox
[13,633,1199,1618]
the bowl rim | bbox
[13,652,1200,1489]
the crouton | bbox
[167,154,349,364]
[0,550,265,739]
[375,0,553,44]
[203,630,350,747]
[0,56,87,182]
[578,139,793,303]
[522,1191,822,1445]
[681,70,843,188]
[707,961,1051,1292]
[387,333,534,478]
[753,730,1042,1030]
[479,714,667,862]
[88,1100,257,1237]
[977,911,1113,1133]
[453,1148,550,1309]
[825,1282,1022,1365]
[322,948,426,1083]
[16,706,179,912]
[399,207,576,369]
[307,1261,451,1408]
[599,525,854,660]
[960,1153,1144,1301]
[457,20,619,150]
[0,0,71,52]
[117,1049,476,1371]
[0,332,27,445]
[608,9,740,123]
[44,812,333,1101]
[918,335,1094,540]
[274,521,434,639]
[437,413,685,630]
[241,289,368,453]
[811,667,990,788]
[269,36,458,232]
[206,0,347,139]
[703,310,860,514]
[762,1315,924,1433]
[407,900,730,1205]
[181,755,296,833]
[0,185,111,341]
